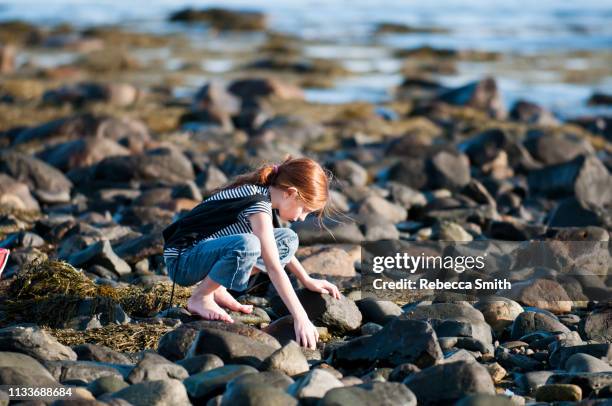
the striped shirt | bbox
[163,184,272,258]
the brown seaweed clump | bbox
[45,323,174,353]
[1,259,192,327]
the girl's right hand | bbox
[294,315,319,349]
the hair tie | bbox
[272,164,279,175]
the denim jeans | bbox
[164,228,299,291]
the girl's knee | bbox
[277,228,299,256]
[235,233,261,257]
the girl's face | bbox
[278,187,316,222]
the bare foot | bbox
[214,287,253,314]
[187,295,234,323]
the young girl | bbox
[163,156,340,349]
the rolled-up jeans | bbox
[164,228,299,291]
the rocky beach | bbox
[0,2,611,405]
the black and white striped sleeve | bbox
[242,200,273,219]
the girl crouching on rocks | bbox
[162,156,340,349]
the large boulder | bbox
[319,382,417,406]
[270,289,362,334]
[183,365,257,401]
[187,328,279,368]
[524,129,594,166]
[288,368,343,403]
[126,352,188,383]
[0,325,77,362]
[261,341,309,377]
[437,77,506,119]
[498,278,572,314]
[0,174,40,211]
[511,311,571,340]
[292,217,365,245]
[297,246,356,278]
[528,155,612,211]
[38,137,130,172]
[333,318,442,368]
[0,151,72,204]
[109,379,190,406]
[403,360,495,405]
[91,147,195,185]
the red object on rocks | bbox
[0,248,9,277]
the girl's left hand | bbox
[303,277,341,300]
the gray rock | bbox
[528,155,612,211]
[565,353,612,373]
[356,298,402,325]
[361,322,383,336]
[192,80,241,115]
[427,150,471,190]
[455,394,515,406]
[126,352,188,383]
[298,246,356,278]
[546,372,612,398]
[261,341,309,377]
[0,351,56,385]
[388,181,427,208]
[229,370,294,391]
[187,328,279,368]
[110,379,190,406]
[439,336,493,354]
[0,174,40,211]
[358,195,407,224]
[433,319,492,345]
[437,77,506,119]
[511,311,571,340]
[270,289,362,334]
[320,382,417,406]
[158,321,280,362]
[92,147,195,185]
[39,137,130,172]
[87,375,129,397]
[291,217,364,245]
[510,100,558,125]
[403,360,495,405]
[403,302,486,324]
[221,381,298,406]
[333,318,442,368]
[183,365,257,401]
[43,360,124,384]
[156,325,199,361]
[0,365,59,387]
[583,308,612,343]
[176,354,224,375]
[474,297,524,335]
[67,240,131,276]
[0,325,77,362]
[288,368,343,401]
[113,233,164,266]
[73,344,131,365]
[517,370,555,394]
[552,344,612,369]
[332,159,369,187]
[495,347,542,372]
[0,151,73,204]
[524,128,594,166]
[498,278,572,314]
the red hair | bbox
[211,155,331,219]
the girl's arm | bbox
[286,256,341,299]
[249,212,319,349]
